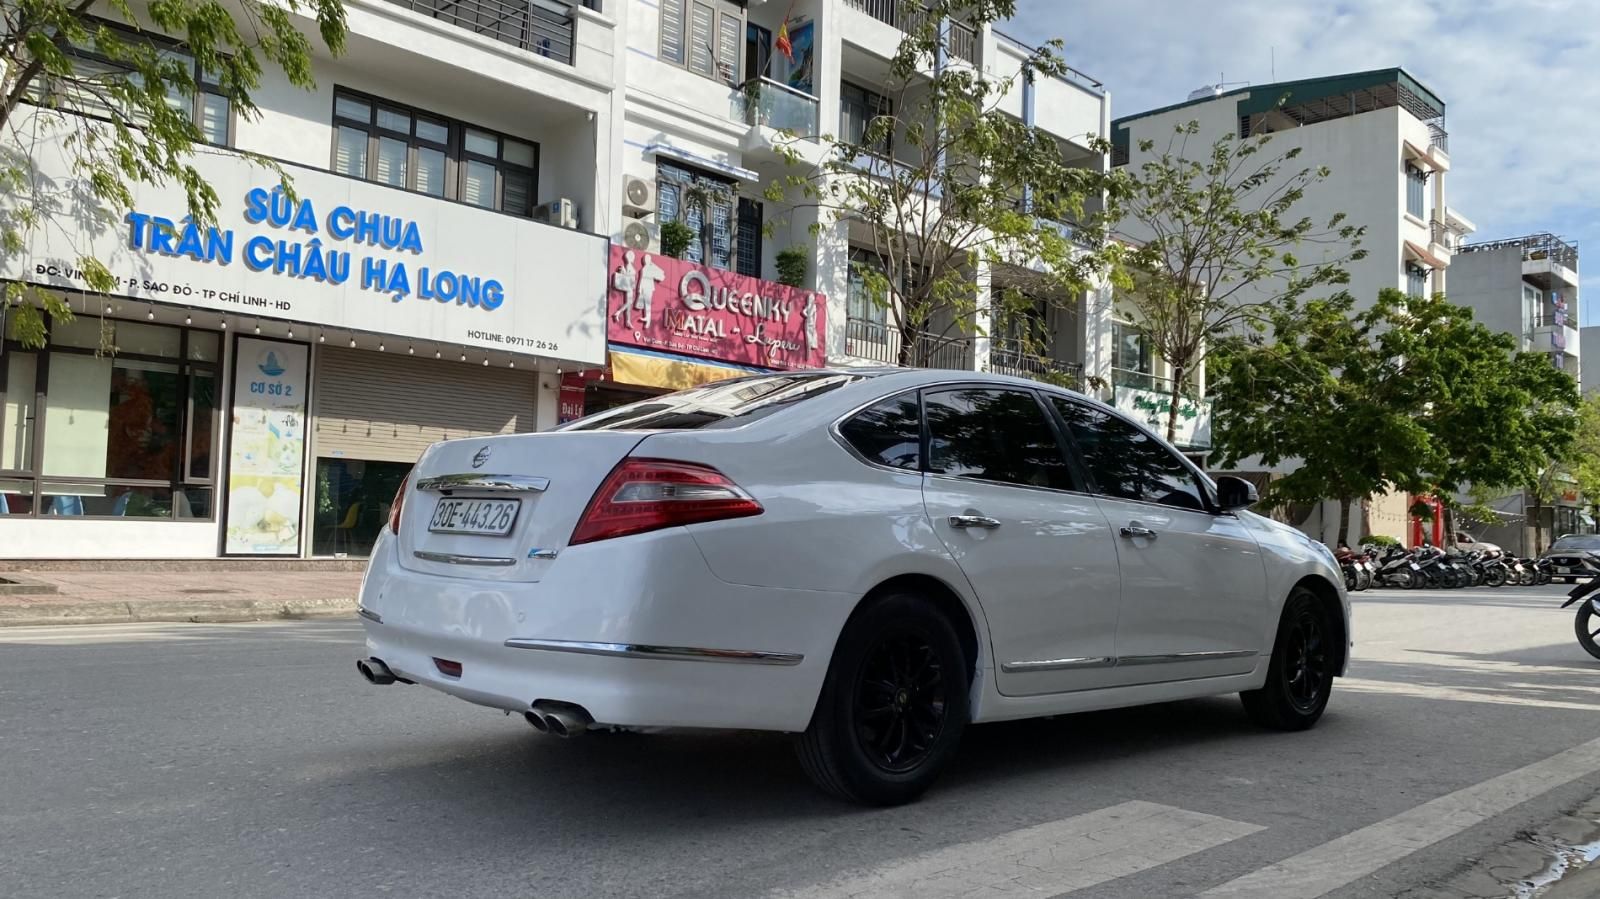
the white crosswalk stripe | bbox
[765,800,1263,898]
[1200,734,1600,899]
[0,620,357,645]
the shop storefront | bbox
[0,124,607,559]
[563,245,828,418]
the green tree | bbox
[1209,290,1435,546]
[770,0,1125,370]
[1118,122,1366,441]
[1211,289,1579,547]
[1571,395,1600,508]
[1,0,348,346]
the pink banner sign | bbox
[606,244,826,370]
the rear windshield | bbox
[1550,535,1600,553]
[562,373,864,431]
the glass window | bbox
[925,388,1073,490]
[1406,164,1426,218]
[502,171,534,218]
[736,198,762,278]
[841,81,893,156]
[465,129,498,157]
[657,161,737,269]
[188,332,220,363]
[502,139,536,168]
[416,117,449,144]
[847,249,891,332]
[376,106,411,133]
[335,126,368,178]
[3,352,37,471]
[189,371,216,480]
[1406,263,1428,298]
[198,93,229,145]
[462,160,496,208]
[565,374,863,431]
[374,136,407,187]
[0,478,34,515]
[415,147,446,197]
[335,94,372,122]
[1052,398,1207,511]
[313,458,411,557]
[839,393,921,470]
[661,0,741,84]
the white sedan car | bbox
[356,370,1350,805]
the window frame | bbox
[1405,162,1427,219]
[658,0,745,85]
[656,160,741,270]
[840,80,894,157]
[1046,393,1218,514]
[29,17,235,147]
[846,247,893,339]
[0,315,222,521]
[922,385,1082,493]
[329,86,541,218]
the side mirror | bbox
[1215,476,1258,513]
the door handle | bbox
[949,514,1001,530]
[1120,525,1158,540]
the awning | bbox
[607,345,767,392]
[1404,240,1449,271]
[642,142,760,182]
[1402,140,1447,173]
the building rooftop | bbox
[1457,233,1579,270]
[1111,67,1446,162]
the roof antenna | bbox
[1271,47,1276,81]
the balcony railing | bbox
[988,340,1083,389]
[842,0,977,62]
[845,318,975,369]
[383,0,590,63]
[1428,123,1449,154]
[1112,367,1168,393]
[737,77,820,136]
[1430,219,1452,249]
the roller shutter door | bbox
[312,347,536,464]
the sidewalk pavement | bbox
[0,570,362,626]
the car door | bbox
[918,385,1123,697]
[1048,396,1268,686]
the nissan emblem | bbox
[471,446,492,469]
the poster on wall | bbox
[780,21,815,95]
[224,337,309,555]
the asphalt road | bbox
[2,585,1598,899]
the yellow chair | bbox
[333,501,362,555]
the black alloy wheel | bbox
[796,593,970,805]
[1242,589,1335,730]
[1577,602,1600,661]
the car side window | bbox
[838,393,922,470]
[1050,398,1209,511]
[925,388,1074,490]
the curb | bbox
[0,597,358,627]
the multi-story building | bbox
[596,0,1116,414]
[1111,67,1457,542]
[1449,233,1586,553]
[0,0,622,559]
[1584,327,1600,395]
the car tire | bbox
[1576,603,1600,661]
[795,593,970,806]
[1240,588,1334,732]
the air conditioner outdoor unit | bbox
[534,198,579,229]
[622,176,656,218]
[621,219,660,253]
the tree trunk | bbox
[1164,364,1186,444]
[1336,496,1353,548]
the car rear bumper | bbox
[356,529,857,732]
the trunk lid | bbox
[396,431,648,582]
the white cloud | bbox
[1012,0,1600,324]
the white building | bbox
[0,0,1118,560]
[1,0,622,559]
[1448,233,1586,552]
[1111,68,1458,542]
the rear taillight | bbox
[388,473,410,536]
[570,458,762,545]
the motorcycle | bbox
[1471,552,1509,588]
[1334,544,1370,592]
[1373,546,1420,589]
[1561,577,1600,660]
[1412,545,1453,589]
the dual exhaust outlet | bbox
[357,656,592,737]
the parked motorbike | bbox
[1470,552,1509,588]
[1372,546,1420,589]
[1561,577,1600,660]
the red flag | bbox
[775,18,794,63]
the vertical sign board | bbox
[224,338,309,555]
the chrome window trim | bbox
[503,638,803,666]
[415,474,550,493]
[413,550,517,566]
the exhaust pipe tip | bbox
[523,711,550,733]
[357,657,397,686]
[530,700,594,738]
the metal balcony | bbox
[845,318,975,369]
[383,0,591,64]
[987,340,1083,389]
[1428,123,1448,154]
[842,0,977,62]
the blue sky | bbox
[1012,0,1599,325]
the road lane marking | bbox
[1339,677,1600,712]
[0,621,360,645]
[1200,735,1600,899]
[767,800,1262,898]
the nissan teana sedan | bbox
[356,369,1350,805]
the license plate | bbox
[1558,567,1573,575]
[428,498,520,536]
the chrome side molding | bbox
[504,638,804,667]
[1002,649,1256,673]
[415,474,550,494]
[357,607,383,624]
[1000,656,1113,673]
[1114,649,1257,667]
[413,550,517,567]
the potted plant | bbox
[659,220,696,259]
[776,246,808,287]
